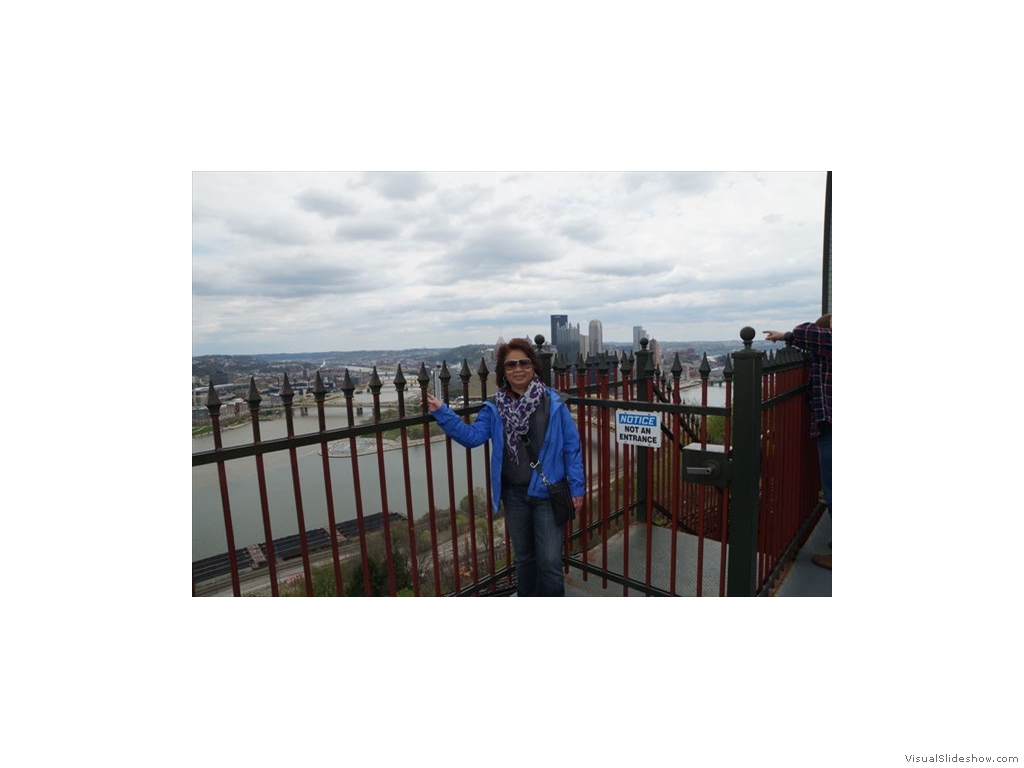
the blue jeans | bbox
[502,484,565,597]
[817,423,831,516]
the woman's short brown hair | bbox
[496,337,543,387]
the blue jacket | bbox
[430,387,585,512]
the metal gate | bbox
[548,328,822,596]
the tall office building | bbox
[550,315,568,347]
[649,339,662,371]
[588,319,603,356]
[633,325,649,349]
[555,321,582,360]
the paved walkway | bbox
[773,510,832,597]
[558,512,831,597]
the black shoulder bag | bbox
[520,434,576,526]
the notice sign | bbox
[615,410,662,448]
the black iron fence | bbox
[192,329,822,596]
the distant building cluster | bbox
[495,317,609,364]
[544,315,662,368]
[192,322,742,426]
[549,314,607,362]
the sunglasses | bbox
[503,359,534,370]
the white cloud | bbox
[294,189,360,218]
[357,171,435,201]
[192,171,828,353]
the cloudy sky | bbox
[192,171,828,355]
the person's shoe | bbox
[811,554,832,570]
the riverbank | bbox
[324,432,450,458]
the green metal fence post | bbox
[727,327,764,597]
[535,334,553,387]
[822,170,832,316]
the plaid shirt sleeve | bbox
[791,323,831,359]
[791,323,831,433]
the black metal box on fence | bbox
[682,443,731,488]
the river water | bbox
[191,384,728,561]
[192,407,493,561]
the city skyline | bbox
[193,172,828,356]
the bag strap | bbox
[519,434,555,487]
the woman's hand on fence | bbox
[425,394,443,413]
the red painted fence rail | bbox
[192,334,821,597]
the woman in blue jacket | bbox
[426,338,585,596]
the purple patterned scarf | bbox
[495,374,546,464]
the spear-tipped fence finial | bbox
[247,376,262,409]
